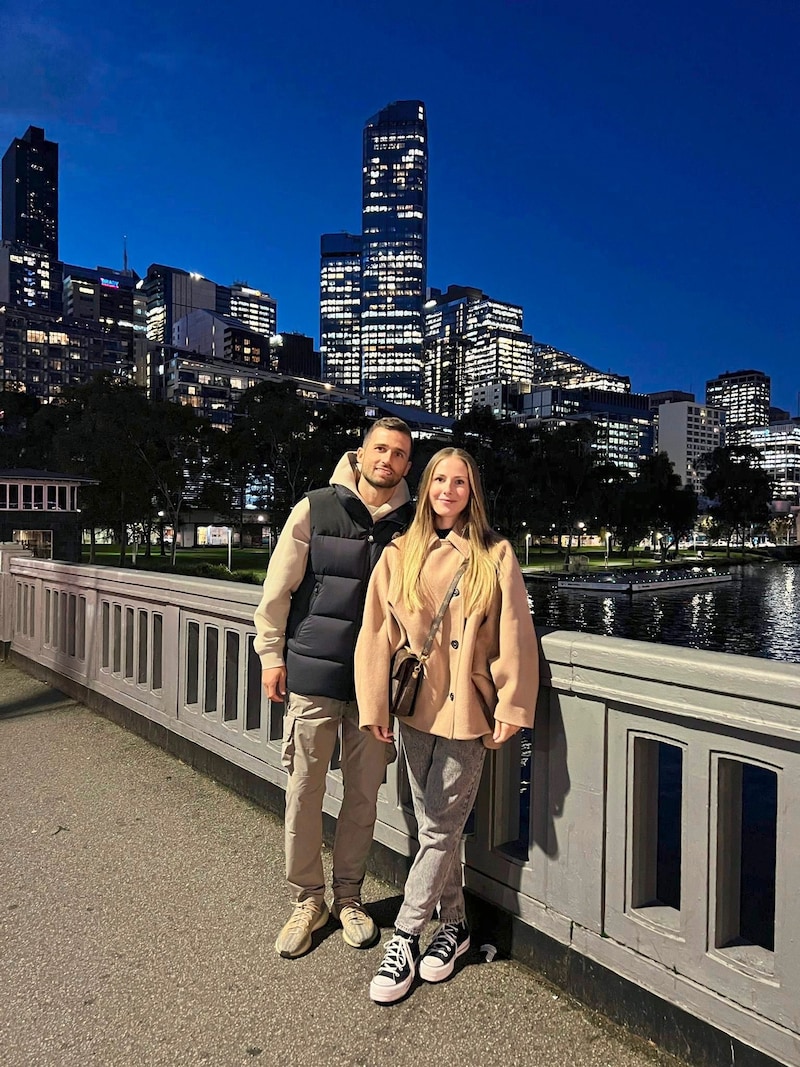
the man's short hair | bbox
[363,416,413,451]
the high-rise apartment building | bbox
[656,400,725,492]
[0,306,135,401]
[2,126,59,256]
[360,100,428,404]
[705,369,770,445]
[320,232,361,389]
[423,285,533,418]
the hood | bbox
[329,451,412,518]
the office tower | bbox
[423,285,533,418]
[705,369,770,445]
[532,341,630,392]
[63,264,145,334]
[2,126,59,256]
[226,283,276,337]
[320,232,361,389]
[656,401,725,491]
[360,100,428,404]
[0,241,63,316]
[749,421,800,504]
[142,264,276,347]
[270,333,321,379]
[142,264,219,343]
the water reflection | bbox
[527,563,800,663]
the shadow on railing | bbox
[4,550,800,1067]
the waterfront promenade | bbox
[0,663,680,1067]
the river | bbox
[526,561,800,663]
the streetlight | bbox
[576,521,585,549]
[525,531,532,567]
[605,531,611,567]
[158,511,165,556]
[227,526,233,571]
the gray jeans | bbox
[395,721,487,936]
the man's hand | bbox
[262,666,287,703]
[367,724,394,744]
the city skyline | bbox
[1,0,798,411]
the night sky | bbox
[2,0,798,412]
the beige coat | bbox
[355,529,539,743]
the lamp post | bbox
[576,521,585,550]
[227,526,233,571]
[525,532,532,566]
[158,511,165,556]
[605,531,611,567]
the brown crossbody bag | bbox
[389,561,468,718]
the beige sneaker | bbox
[275,899,330,958]
[333,899,379,949]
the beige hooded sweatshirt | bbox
[252,451,411,671]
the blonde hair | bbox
[395,448,502,617]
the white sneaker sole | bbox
[369,968,416,1004]
[419,935,470,982]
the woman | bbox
[355,447,539,1004]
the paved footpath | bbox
[0,663,685,1067]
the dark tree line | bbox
[0,380,774,564]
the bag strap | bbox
[419,560,468,663]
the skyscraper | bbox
[705,369,770,445]
[423,285,533,417]
[320,232,361,389]
[2,126,59,256]
[360,100,428,404]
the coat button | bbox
[449,692,454,701]
[453,589,460,596]
[367,534,374,543]
[451,640,459,649]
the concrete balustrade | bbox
[4,549,800,1067]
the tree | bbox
[528,421,602,565]
[27,377,159,564]
[452,407,536,536]
[703,445,773,557]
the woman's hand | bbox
[368,724,395,744]
[483,722,520,749]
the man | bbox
[254,417,414,958]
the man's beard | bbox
[360,467,402,490]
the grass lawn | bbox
[83,544,269,580]
[83,541,762,582]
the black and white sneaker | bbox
[419,921,470,982]
[369,933,419,1004]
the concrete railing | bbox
[4,551,800,1067]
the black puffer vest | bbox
[285,484,413,700]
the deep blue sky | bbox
[2,0,798,412]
